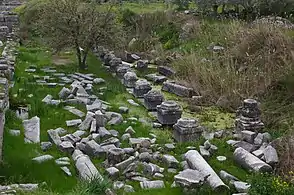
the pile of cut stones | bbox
[228,99,278,172]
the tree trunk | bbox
[76,46,83,70]
[81,51,88,70]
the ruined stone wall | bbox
[0,0,20,160]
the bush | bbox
[173,0,190,10]
[255,0,294,18]
[155,22,180,49]
[249,173,294,195]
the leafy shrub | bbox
[155,22,180,49]
[118,8,137,29]
[173,0,190,10]
[249,173,294,195]
[255,0,294,18]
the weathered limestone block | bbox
[136,60,148,70]
[107,148,125,165]
[123,72,138,88]
[84,140,104,157]
[185,150,228,190]
[145,73,167,84]
[235,99,264,133]
[157,101,182,125]
[133,79,152,98]
[174,169,208,188]
[59,87,70,99]
[116,65,132,79]
[233,147,272,172]
[59,141,75,154]
[158,66,176,77]
[78,112,95,130]
[263,145,279,166]
[173,118,204,143]
[115,156,136,171]
[162,154,179,168]
[140,180,165,189]
[72,150,103,181]
[23,116,40,143]
[109,57,122,72]
[103,52,115,66]
[162,81,194,97]
[47,129,61,145]
[95,110,107,127]
[143,90,164,111]
[241,130,257,144]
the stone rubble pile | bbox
[228,99,278,173]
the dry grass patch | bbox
[173,22,294,109]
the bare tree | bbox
[27,0,120,69]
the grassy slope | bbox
[0,43,250,195]
[1,2,262,195]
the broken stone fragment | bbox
[106,167,120,179]
[233,147,272,172]
[9,129,20,136]
[107,112,123,125]
[42,94,53,104]
[185,150,228,190]
[59,87,71,99]
[199,146,210,158]
[23,116,40,143]
[72,150,103,181]
[115,156,136,171]
[61,166,72,176]
[59,141,75,154]
[234,141,258,152]
[64,106,85,118]
[87,99,102,112]
[124,184,135,192]
[174,169,207,188]
[158,66,176,77]
[123,72,138,88]
[233,181,251,193]
[41,142,52,151]
[32,154,54,163]
[66,119,82,127]
[219,170,239,183]
[125,126,136,134]
[162,154,179,168]
[162,81,194,97]
[140,180,165,189]
[139,152,152,162]
[78,112,95,130]
[47,129,61,145]
[119,106,129,113]
[263,145,279,166]
[241,130,257,143]
[108,148,125,165]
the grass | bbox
[5,3,294,193]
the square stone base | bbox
[144,99,162,111]
[133,88,151,98]
[173,128,201,143]
[157,112,181,125]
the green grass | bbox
[0,41,262,195]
